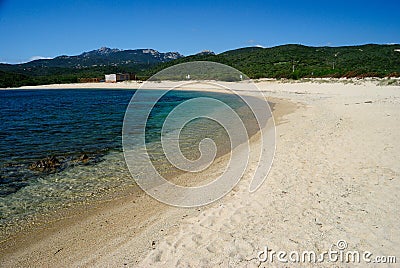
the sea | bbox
[0,88,261,231]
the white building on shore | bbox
[105,73,131,83]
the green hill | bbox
[142,44,400,80]
[1,44,399,88]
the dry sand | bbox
[1,80,399,267]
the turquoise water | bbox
[0,88,260,229]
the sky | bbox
[0,0,399,63]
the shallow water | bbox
[0,88,262,228]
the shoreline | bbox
[0,84,293,265]
[0,82,277,237]
[1,76,399,91]
[0,95,281,246]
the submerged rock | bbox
[79,154,89,163]
[29,156,61,172]
[73,153,90,164]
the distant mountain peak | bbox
[81,47,122,57]
[196,50,215,56]
[140,49,183,59]
[142,49,158,54]
[98,47,121,53]
[164,51,184,59]
[18,47,184,69]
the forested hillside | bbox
[143,44,400,80]
[1,44,399,87]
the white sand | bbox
[138,81,400,267]
[1,80,399,267]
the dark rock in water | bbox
[79,153,89,163]
[29,156,61,172]
[28,152,101,173]
[73,153,90,164]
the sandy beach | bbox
[1,79,399,267]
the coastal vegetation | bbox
[1,44,399,87]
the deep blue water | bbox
[0,89,136,196]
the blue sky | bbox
[0,0,399,63]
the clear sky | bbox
[0,0,399,63]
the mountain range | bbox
[1,47,183,70]
[1,44,399,87]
